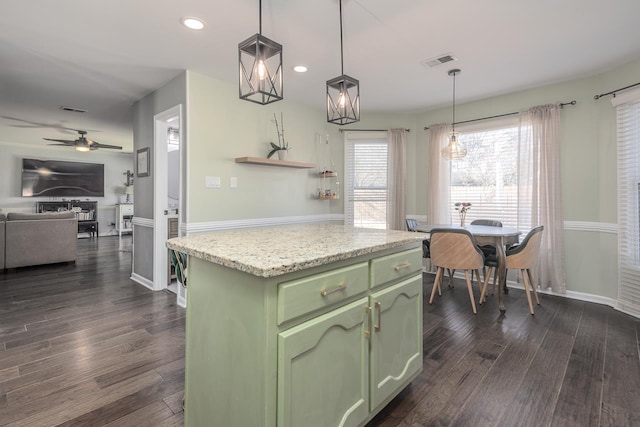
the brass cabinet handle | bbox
[394,261,411,271]
[320,283,347,297]
[364,306,371,339]
[374,301,381,332]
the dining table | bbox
[414,223,521,313]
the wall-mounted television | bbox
[21,158,104,197]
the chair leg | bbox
[527,269,540,305]
[430,267,443,304]
[521,269,535,315]
[479,266,492,304]
[447,269,455,288]
[491,267,498,295]
[464,270,477,314]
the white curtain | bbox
[387,129,406,230]
[518,104,566,293]
[427,124,452,224]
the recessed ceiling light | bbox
[293,65,308,73]
[181,17,205,30]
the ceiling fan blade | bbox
[43,138,75,145]
[47,143,73,146]
[93,142,123,150]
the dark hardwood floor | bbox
[0,236,185,426]
[2,237,639,426]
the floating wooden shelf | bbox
[235,157,316,169]
[319,171,338,177]
[317,194,340,200]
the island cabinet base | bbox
[184,245,423,427]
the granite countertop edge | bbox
[166,224,425,278]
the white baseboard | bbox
[130,272,154,291]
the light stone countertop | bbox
[166,223,425,278]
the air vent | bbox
[59,106,87,113]
[421,53,458,69]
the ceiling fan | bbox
[44,130,122,152]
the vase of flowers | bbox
[454,202,472,226]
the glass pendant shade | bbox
[441,68,466,160]
[239,33,283,105]
[326,74,360,125]
[440,132,467,160]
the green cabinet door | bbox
[369,274,423,410]
[278,298,370,427]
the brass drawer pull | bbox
[364,306,371,339]
[394,261,411,271]
[320,283,347,297]
[374,301,381,332]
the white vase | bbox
[277,150,288,160]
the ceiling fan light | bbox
[75,145,90,152]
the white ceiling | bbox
[1,0,639,153]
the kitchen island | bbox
[167,224,426,427]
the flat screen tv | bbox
[21,158,104,197]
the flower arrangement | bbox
[454,202,472,226]
[267,112,290,159]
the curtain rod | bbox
[339,128,410,133]
[423,100,577,130]
[594,82,640,100]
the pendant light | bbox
[326,0,360,125]
[238,0,283,105]
[440,69,467,160]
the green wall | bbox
[415,59,640,299]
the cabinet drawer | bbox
[120,204,134,215]
[278,262,369,325]
[370,247,422,289]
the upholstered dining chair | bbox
[470,219,503,283]
[406,219,430,258]
[429,228,485,314]
[480,225,544,315]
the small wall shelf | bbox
[317,194,339,200]
[235,157,315,169]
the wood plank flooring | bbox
[2,237,639,426]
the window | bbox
[345,133,388,229]
[616,95,640,316]
[449,120,531,230]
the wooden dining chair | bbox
[480,225,544,315]
[429,228,485,314]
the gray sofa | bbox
[2,211,78,270]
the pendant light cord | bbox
[452,71,456,133]
[259,0,262,34]
[339,0,344,75]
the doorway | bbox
[152,105,183,300]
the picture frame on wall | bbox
[137,147,150,177]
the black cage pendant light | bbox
[238,0,283,105]
[441,69,467,160]
[326,0,360,125]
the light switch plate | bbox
[205,176,221,188]
[230,177,238,188]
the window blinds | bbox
[450,123,531,230]
[345,134,388,229]
[616,99,640,317]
